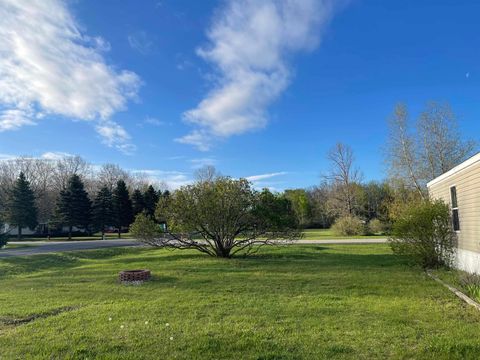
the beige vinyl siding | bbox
[428,160,480,253]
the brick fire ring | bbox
[119,269,151,283]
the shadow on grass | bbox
[0,245,410,280]
[0,248,151,278]
[0,254,81,278]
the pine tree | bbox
[56,174,92,240]
[131,189,145,216]
[92,186,114,238]
[113,179,133,238]
[7,172,37,240]
[143,185,159,217]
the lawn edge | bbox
[427,271,480,311]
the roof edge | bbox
[427,152,480,188]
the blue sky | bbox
[0,0,478,190]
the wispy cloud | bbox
[130,169,192,189]
[96,121,136,155]
[41,151,73,160]
[178,0,337,151]
[189,157,217,169]
[0,108,36,132]
[144,116,167,126]
[245,172,287,182]
[0,0,141,152]
[128,31,154,55]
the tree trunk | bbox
[118,227,121,239]
[17,226,22,241]
[68,225,72,240]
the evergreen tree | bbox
[92,186,114,238]
[143,185,159,217]
[56,174,92,240]
[131,189,145,216]
[7,172,37,240]
[113,179,133,238]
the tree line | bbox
[0,156,168,239]
[0,101,475,241]
[284,102,476,234]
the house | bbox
[1,223,87,237]
[428,153,480,274]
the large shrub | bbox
[389,200,456,268]
[368,218,386,235]
[331,216,365,236]
[134,178,300,258]
[130,212,162,246]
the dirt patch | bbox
[0,305,80,326]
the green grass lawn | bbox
[12,229,381,242]
[3,244,34,250]
[1,245,479,359]
[302,228,385,240]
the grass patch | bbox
[0,245,479,359]
[302,228,384,240]
[3,244,34,250]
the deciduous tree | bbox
[132,178,300,258]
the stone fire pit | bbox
[119,269,151,284]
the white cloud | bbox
[175,130,212,151]
[245,172,287,182]
[95,121,136,155]
[130,169,192,190]
[178,0,336,150]
[0,0,141,152]
[0,108,36,132]
[41,151,73,160]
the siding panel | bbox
[429,162,480,253]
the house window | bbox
[450,186,460,231]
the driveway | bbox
[0,238,388,258]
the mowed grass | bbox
[12,229,380,242]
[0,245,480,359]
[302,228,384,240]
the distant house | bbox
[428,153,480,274]
[1,223,87,237]
[2,223,37,236]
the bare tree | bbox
[52,155,91,191]
[325,143,362,215]
[386,102,476,198]
[194,165,219,183]
[418,101,476,180]
[97,164,131,191]
[386,103,425,199]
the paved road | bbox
[0,239,139,258]
[0,238,388,258]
